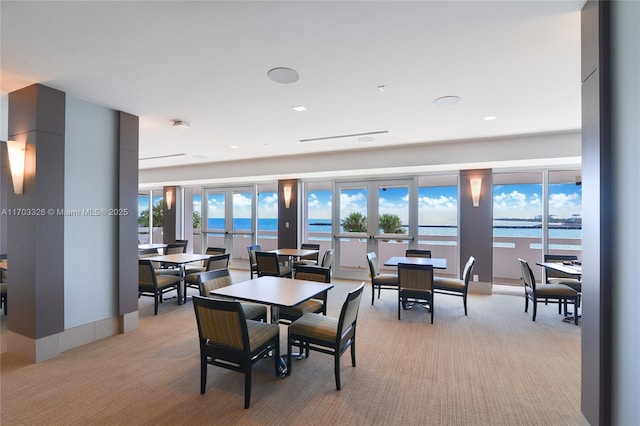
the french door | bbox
[203,186,255,265]
[333,179,416,280]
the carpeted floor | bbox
[0,272,581,425]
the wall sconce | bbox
[470,178,482,207]
[165,190,173,210]
[6,140,26,195]
[283,184,292,209]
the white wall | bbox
[64,96,118,328]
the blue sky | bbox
[140,183,581,223]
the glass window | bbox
[137,193,150,244]
[257,184,278,249]
[548,170,582,254]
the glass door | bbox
[203,187,255,266]
[334,179,415,280]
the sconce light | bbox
[283,184,292,209]
[470,178,482,207]
[6,140,26,195]
[165,190,173,210]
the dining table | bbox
[536,261,582,323]
[210,275,333,374]
[145,253,213,303]
[269,248,319,267]
[138,243,168,252]
[384,256,447,269]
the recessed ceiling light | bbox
[484,116,497,121]
[377,85,387,92]
[358,136,375,142]
[268,67,299,84]
[229,145,239,149]
[292,105,307,112]
[432,96,461,107]
[172,120,191,129]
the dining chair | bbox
[518,258,579,325]
[247,245,261,279]
[184,253,232,300]
[197,268,267,322]
[398,263,434,323]
[293,243,321,268]
[185,247,227,274]
[405,249,432,258]
[138,259,182,315]
[433,256,475,315]
[366,252,399,305]
[255,251,293,278]
[543,254,582,291]
[192,296,280,408]
[279,265,331,323]
[321,249,335,269]
[286,282,365,390]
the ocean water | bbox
[207,218,581,239]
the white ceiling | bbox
[1,1,584,171]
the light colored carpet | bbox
[0,272,581,425]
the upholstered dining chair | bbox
[286,282,365,391]
[543,254,582,291]
[433,256,475,315]
[197,268,267,321]
[398,263,434,323]
[366,252,399,305]
[184,253,231,300]
[185,247,226,274]
[320,249,335,269]
[192,296,280,408]
[247,245,261,279]
[279,265,331,323]
[293,243,321,268]
[138,259,181,315]
[518,258,579,325]
[405,249,432,258]
[255,251,293,278]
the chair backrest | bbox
[247,245,261,264]
[337,283,365,340]
[543,254,578,282]
[321,249,335,269]
[462,256,476,285]
[165,242,187,255]
[366,252,380,278]
[175,239,189,250]
[398,263,433,291]
[405,249,432,258]
[138,259,157,286]
[206,247,226,255]
[300,243,320,262]
[138,248,161,269]
[255,251,281,276]
[193,295,247,352]
[206,253,231,271]
[198,268,233,296]
[518,258,537,292]
[295,265,331,283]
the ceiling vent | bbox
[300,130,389,143]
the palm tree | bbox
[342,212,367,232]
[378,213,405,234]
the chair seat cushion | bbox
[288,313,338,343]
[186,265,206,274]
[184,272,203,285]
[241,303,267,321]
[548,278,581,292]
[433,276,464,291]
[293,260,318,267]
[280,299,323,318]
[156,274,182,289]
[246,320,279,351]
[373,273,399,286]
[536,283,578,297]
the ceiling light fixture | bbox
[484,116,497,121]
[358,136,375,142]
[292,105,307,112]
[377,85,387,92]
[432,96,461,107]
[172,120,191,129]
[268,67,299,84]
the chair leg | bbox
[398,294,402,320]
[286,338,293,377]
[334,352,341,391]
[524,295,529,313]
[350,339,356,367]
[200,356,207,394]
[244,367,252,409]
[430,294,434,324]
[532,299,537,321]
[154,294,159,315]
[463,294,467,316]
[371,284,375,305]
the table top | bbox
[536,262,582,276]
[145,253,212,265]
[0,260,6,270]
[269,248,318,258]
[384,256,447,269]
[210,276,333,308]
[138,243,168,250]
